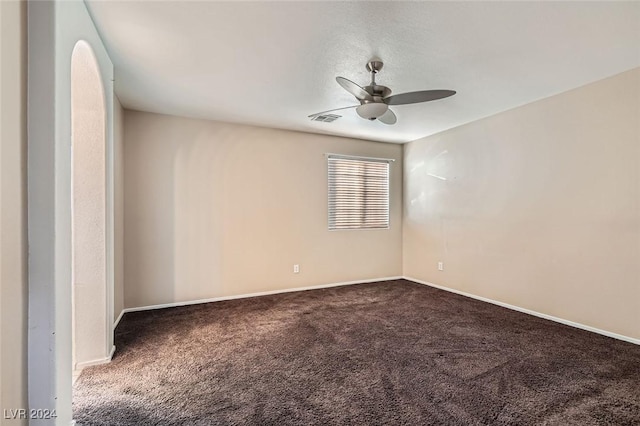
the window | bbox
[327,154,391,230]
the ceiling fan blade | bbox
[384,90,456,106]
[308,105,358,118]
[378,108,397,125]
[336,77,373,101]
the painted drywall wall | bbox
[0,0,28,422]
[114,96,125,323]
[403,68,640,340]
[71,40,108,368]
[27,1,115,423]
[124,111,403,308]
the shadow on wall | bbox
[173,131,224,302]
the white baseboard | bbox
[404,276,639,346]
[113,309,125,330]
[74,345,116,370]
[122,276,404,315]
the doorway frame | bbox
[27,2,115,424]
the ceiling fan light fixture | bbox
[356,102,389,120]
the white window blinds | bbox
[327,155,391,230]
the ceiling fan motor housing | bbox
[365,84,392,98]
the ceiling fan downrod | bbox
[366,60,384,85]
[363,60,391,99]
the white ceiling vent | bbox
[311,114,341,123]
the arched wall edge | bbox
[28,1,114,424]
[70,38,111,368]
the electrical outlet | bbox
[438,262,444,271]
[293,264,300,274]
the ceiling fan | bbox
[309,59,456,125]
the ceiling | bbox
[86,1,640,144]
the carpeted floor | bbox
[73,279,640,425]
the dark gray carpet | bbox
[73,279,640,425]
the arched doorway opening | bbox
[70,40,111,375]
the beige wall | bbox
[124,111,403,308]
[114,96,125,322]
[404,68,640,340]
[0,0,28,422]
[71,41,109,367]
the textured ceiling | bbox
[86,1,640,143]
